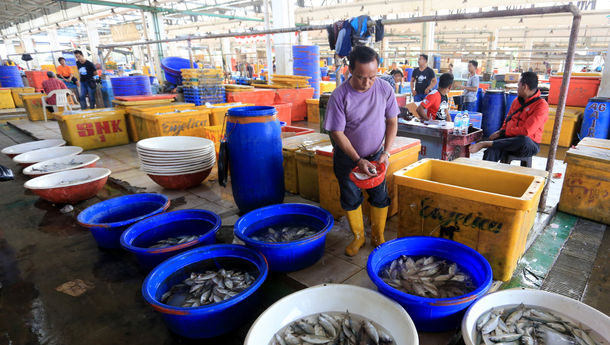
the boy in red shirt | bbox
[470,72,548,161]
[416,73,453,121]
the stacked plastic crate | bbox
[181,69,226,105]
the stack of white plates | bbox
[136,136,216,176]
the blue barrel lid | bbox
[589,96,609,102]
[486,89,505,93]
[228,106,277,117]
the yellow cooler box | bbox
[197,103,253,126]
[282,133,330,194]
[0,89,15,109]
[54,108,129,150]
[124,102,195,142]
[576,137,610,150]
[305,99,320,123]
[559,145,610,225]
[394,159,545,281]
[320,81,336,93]
[20,93,46,121]
[10,87,34,108]
[131,108,211,140]
[541,106,584,147]
[316,137,421,220]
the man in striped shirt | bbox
[41,72,69,112]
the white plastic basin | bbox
[245,284,419,345]
[2,139,66,157]
[23,154,100,176]
[13,146,83,166]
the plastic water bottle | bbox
[453,111,462,134]
[461,110,469,135]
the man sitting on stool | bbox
[470,72,548,161]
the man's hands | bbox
[378,152,390,171]
[424,87,431,94]
[357,158,378,177]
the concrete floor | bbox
[0,115,608,345]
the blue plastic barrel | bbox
[433,56,441,72]
[77,193,170,249]
[142,244,268,338]
[505,90,519,117]
[101,79,114,107]
[120,209,221,270]
[580,97,610,140]
[0,65,24,87]
[110,76,152,96]
[474,88,484,112]
[481,90,506,137]
[161,57,198,85]
[293,45,321,99]
[234,203,334,272]
[404,68,413,82]
[367,237,493,332]
[226,106,284,213]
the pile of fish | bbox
[475,304,603,345]
[250,226,318,243]
[270,310,395,345]
[379,255,474,298]
[148,235,199,249]
[161,268,255,308]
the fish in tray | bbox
[161,269,255,308]
[250,226,318,243]
[270,310,395,345]
[379,255,475,298]
[475,304,606,345]
[148,235,198,249]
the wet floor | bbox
[1,120,608,345]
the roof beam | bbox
[56,0,263,22]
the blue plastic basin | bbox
[77,193,170,249]
[367,236,493,332]
[120,209,221,270]
[234,203,334,272]
[142,244,268,338]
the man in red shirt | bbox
[416,73,453,121]
[41,71,69,111]
[470,72,548,161]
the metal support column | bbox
[539,11,581,210]
[263,0,273,84]
[187,38,193,69]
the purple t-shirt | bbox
[324,78,400,157]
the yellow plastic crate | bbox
[452,157,548,256]
[20,93,46,121]
[124,103,195,142]
[0,89,15,109]
[316,137,421,220]
[295,145,326,202]
[203,125,223,154]
[559,146,610,225]
[10,87,34,107]
[54,108,129,150]
[394,159,545,281]
[576,137,610,150]
[197,103,253,126]
[131,108,211,139]
[306,99,320,123]
[282,133,330,194]
[320,81,336,93]
[542,106,584,147]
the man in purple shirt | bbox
[324,46,399,256]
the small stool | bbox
[501,154,533,167]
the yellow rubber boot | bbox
[345,206,365,257]
[370,206,389,248]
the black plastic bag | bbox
[218,139,229,187]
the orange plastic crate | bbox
[225,89,276,106]
[274,88,314,122]
[548,75,601,107]
[25,71,49,90]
